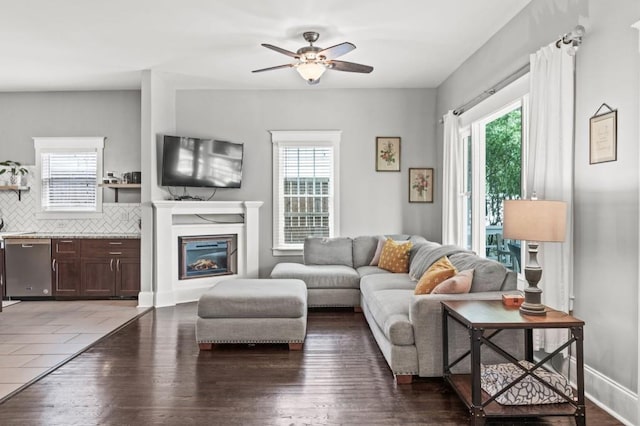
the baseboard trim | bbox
[569,356,637,425]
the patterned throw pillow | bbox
[481,361,574,405]
[414,256,457,294]
[378,238,413,273]
[431,269,474,294]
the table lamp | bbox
[503,199,567,316]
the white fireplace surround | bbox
[148,200,263,307]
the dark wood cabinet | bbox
[52,239,82,297]
[81,257,116,296]
[51,238,140,299]
[80,239,140,298]
[116,257,141,297]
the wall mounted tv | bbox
[161,135,243,188]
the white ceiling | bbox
[0,0,531,91]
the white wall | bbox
[0,90,141,203]
[436,0,639,423]
[175,88,437,276]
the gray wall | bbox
[0,90,141,202]
[175,88,438,276]
[436,0,639,398]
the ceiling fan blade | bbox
[261,44,299,58]
[252,64,294,73]
[329,60,373,73]
[318,42,355,59]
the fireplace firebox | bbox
[179,235,236,280]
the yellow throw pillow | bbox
[378,238,413,273]
[414,256,458,295]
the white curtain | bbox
[442,111,465,246]
[527,43,575,352]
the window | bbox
[271,130,340,256]
[459,75,528,273]
[34,137,104,218]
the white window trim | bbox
[33,136,105,219]
[458,75,529,286]
[270,130,341,257]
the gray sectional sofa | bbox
[271,235,523,383]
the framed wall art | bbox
[376,137,400,171]
[409,168,433,203]
[589,103,617,164]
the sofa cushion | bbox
[363,289,415,346]
[432,269,474,294]
[414,256,458,295]
[360,272,416,294]
[197,279,307,318]
[379,238,413,273]
[271,263,360,289]
[357,265,391,278]
[353,235,381,268]
[449,253,507,292]
[304,237,353,267]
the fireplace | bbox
[179,235,237,280]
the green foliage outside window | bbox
[485,108,522,225]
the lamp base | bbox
[519,300,547,316]
[520,263,547,316]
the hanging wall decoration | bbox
[376,137,401,171]
[589,103,617,164]
[409,168,433,203]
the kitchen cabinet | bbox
[52,239,82,297]
[80,239,140,298]
[49,238,140,299]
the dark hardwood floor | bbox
[0,304,622,425]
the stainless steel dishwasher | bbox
[5,238,52,298]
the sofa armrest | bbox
[409,291,523,377]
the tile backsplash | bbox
[0,168,140,234]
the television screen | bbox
[161,136,243,188]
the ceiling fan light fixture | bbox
[295,61,327,84]
[253,32,372,85]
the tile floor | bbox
[0,300,151,401]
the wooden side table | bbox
[441,300,585,426]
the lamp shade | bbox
[503,200,567,242]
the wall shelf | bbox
[99,183,141,202]
[0,185,30,201]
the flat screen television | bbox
[161,135,243,188]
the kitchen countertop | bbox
[0,232,141,240]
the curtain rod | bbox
[451,63,530,118]
[441,25,585,123]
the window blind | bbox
[278,146,333,245]
[41,152,98,211]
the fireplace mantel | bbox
[147,200,263,307]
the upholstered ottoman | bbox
[196,278,307,351]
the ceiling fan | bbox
[252,31,373,85]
